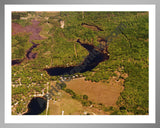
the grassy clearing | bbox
[65,77,124,107]
[48,88,84,115]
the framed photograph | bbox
[1,0,159,128]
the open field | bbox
[48,90,83,115]
[48,83,113,115]
[66,77,124,107]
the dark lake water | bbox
[23,97,47,115]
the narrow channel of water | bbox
[12,42,39,66]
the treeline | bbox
[12,12,33,27]
[61,85,92,107]
[12,34,31,59]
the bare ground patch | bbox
[65,76,126,107]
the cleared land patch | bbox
[65,77,125,107]
[48,86,84,115]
